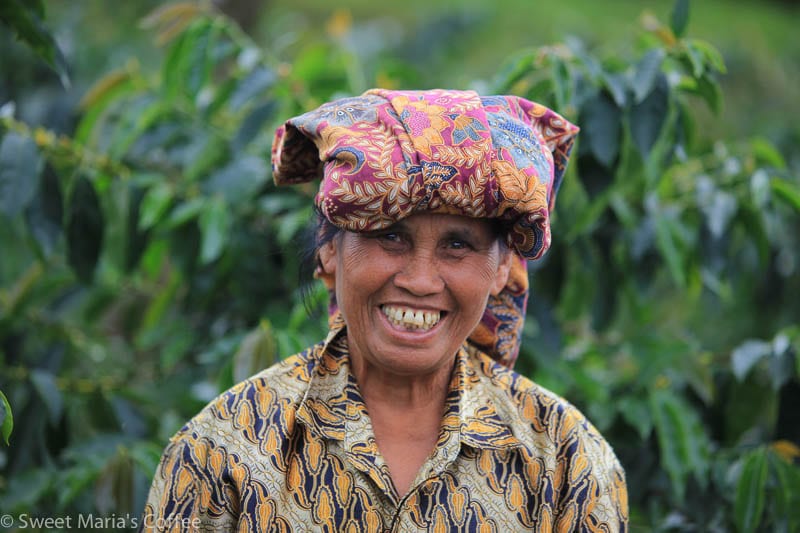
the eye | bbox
[379,232,401,243]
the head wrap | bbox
[272,89,578,368]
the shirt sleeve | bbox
[555,425,629,533]
[139,433,239,532]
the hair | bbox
[298,210,512,316]
[299,211,340,316]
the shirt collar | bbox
[296,323,523,452]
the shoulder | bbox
[171,342,324,444]
[468,348,624,470]
[468,349,629,526]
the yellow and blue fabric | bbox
[141,323,628,532]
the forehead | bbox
[384,213,496,236]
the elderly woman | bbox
[141,89,628,531]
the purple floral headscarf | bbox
[272,89,578,368]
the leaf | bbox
[161,20,209,102]
[734,448,768,533]
[0,0,70,87]
[769,333,794,391]
[229,67,277,111]
[618,396,652,440]
[689,38,727,74]
[165,197,206,227]
[75,69,138,145]
[693,74,723,115]
[66,176,105,283]
[198,196,231,264]
[632,49,666,104]
[630,74,669,158]
[0,389,12,445]
[24,162,63,257]
[0,131,44,216]
[124,184,149,272]
[138,182,174,231]
[670,0,690,38]
[233,321,277,383]
[579,90,621,168]
[490,48,537,91]
[234,100,278,151]
[731,339,772,381]
[769,447,800,530]
[703,190,737,239]
[650,389,711,501]
[551,57,572,112]
[771,178,800,212]
[654,213,686,287]
[30,369,63,425]
[203,156,267,204]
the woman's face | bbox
[319,213,512,378]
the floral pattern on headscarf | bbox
[272,89,578,368]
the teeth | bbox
[381,305,441,330]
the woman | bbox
[141,89,628,531]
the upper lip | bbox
[380,302,446,312]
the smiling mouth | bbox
[380,305,442,331]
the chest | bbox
[221,430,565,532]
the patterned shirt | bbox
[141,327,628,532]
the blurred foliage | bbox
[1,0,799,531]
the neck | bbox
[348,352,454,412]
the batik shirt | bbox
[141,327,628,532]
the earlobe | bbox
[491,250,513,295]
[318,240,337,275]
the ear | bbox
[318,239,338,275]
[490,248,513,296]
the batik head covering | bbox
[272,89,578,368]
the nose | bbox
[392,252,444,296]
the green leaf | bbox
[734,448,768,533]
[138,182,174,231]
[203,156,267,204]
[491,48,537,91]
[769,333,794,391]
[198,196,231,264]
[75,69,138,145]
[24,162,63,258]
[0,389,12,445]
[579,90,621,168]
[693,74,723,115]
[650,389,710,502]
[0,0,70,87]
[670,0,690,38]
[750,138,785,169]
[618,396,652,440]
[689,38,727,74]
[162,20,208,102]
[234,101,278,151]
[166,197,206,227]
[233,321,277,383]
[30,370,63,425]
[731,339,772,381]
[229,67,277,111]
[771,178,800,212]
[0,131,44,216]
[551,57,572,112]
[632,49,666,104]
[654,213,686,287]
[630,74,669,157]
[124,184,149,272]
[66,176,105,283]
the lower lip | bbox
[377,308,444,340]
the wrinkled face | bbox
[319,213,512,378]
